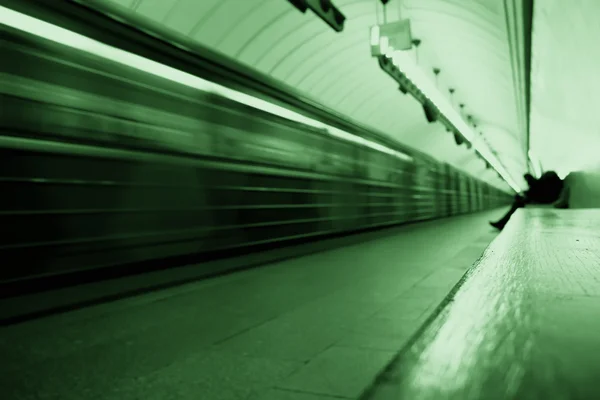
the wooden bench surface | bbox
[362,208,600,400]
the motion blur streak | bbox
[0,5,413,163]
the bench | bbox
[361,208,600,400]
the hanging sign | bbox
[379,19,413,50]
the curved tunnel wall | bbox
[0,5,510,293]
[99,0,527,192]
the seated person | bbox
[490,170,565,230]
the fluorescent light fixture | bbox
[391,50,522,192]
[370,25,380,46]
[0,5,413,163]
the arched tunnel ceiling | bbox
[103,0,529,191]
[530,0,600,178]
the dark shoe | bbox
[489,221,504,230]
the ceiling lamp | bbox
[423,100,439,123]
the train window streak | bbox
[0,6,413,163]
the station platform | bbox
[4,207,598,400]
[362,208,600,400]
[0,209,501,400]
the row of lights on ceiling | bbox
[376,37,487,153]
[288,0,500,174]
[373,0,501,172]
[288,1,485,157]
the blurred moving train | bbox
[0,1,510,294]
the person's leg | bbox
[490,195,526,230]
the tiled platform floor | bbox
[0,210,501,400]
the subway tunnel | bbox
[0,1,599,399]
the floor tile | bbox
[278,346,395,399]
